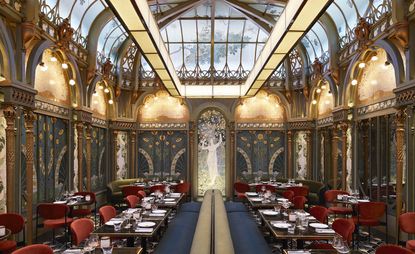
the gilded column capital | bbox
[3,105,16,127]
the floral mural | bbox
[91,127,106,191]
[294,131,307,179]
[0,111,6,212]
[116,131,128,180]
[91,82,107,118]
[73,125,79,192]
[197,109,226,196]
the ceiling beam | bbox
[156,0,208,28]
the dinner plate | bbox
[262,210,279,216]
[53,200,67,204]
[152,209,166,214]
[143,197,154,201]
[250,198,263,202]
[164,198,175,202]
[277,198,289,202]
[272,222,291,229]
[105,221,116,226]
[137,222,156,228]
[357,199,370,202]
[309,223,329,229]
[245,192,257,196]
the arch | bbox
[268,147,284,175]
[171,148,186,175]
[237,147,252,174]
[88,79,115,119]
[190,101,234,122]
[138,148,154,175]
[0,18,16,82]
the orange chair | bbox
[375,244,414,254]
[324,190,353,217]
[293,196,307,209]
[137,190,146,199]
[0,213,25,254]
[71,191,96,218]
[309,206,329,224]
[99,205,116,224]
[287,186,309,197]
[255,184,276,193]
[36,203,73,244]
[70,218,94,246]
[150,185,166,193]
[353,202,387,243]
[12,244,54,254]
[176,182,191,194]
[125,195,140,208]
[282,190,295,201]
[310,218,355,250]
[234,182,250,200]
[122,186,144,197]
[399,212,415,251]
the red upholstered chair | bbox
[12,244,54,254]
[71,191,96,218]
[287,186,309,197]
[176,182,191,194]
[137,190,146,199]
[324,190,353,217]
[234,182,250,200]
[310,218,355,250]
[282,190,295,201]
[375,244,414,254]
[309,206,329,224]
[353,201,386,243]
[70,218,94,246]
[0,213,25,254]
[293,196,307,209]
[99,205,116,224]
[255,184,276,193]
[122,186,144,197]
[150,185,166,193]
[36,203,73,244]
[399,212,415,251]
[125,195,140,208]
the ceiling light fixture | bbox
[316,88,321,94]
[371,55,378,62]
[62,63,69,69]
[69,79,76,86]
[50,56,58,62]
[108,99,114,105]
[358,62,366,69]
[351,79,358,86]
[321,84,326,90]
[312,99,317,105]
[104,88,109,93]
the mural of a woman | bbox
[200,133,223,185]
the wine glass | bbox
[332,235,343,250]
[101,237,113,254]
[84,235,99,253]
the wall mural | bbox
[91,82,107,118]
[116,131,128,180]
[320,132,325,182]
[197,109,226,196]
[0,111,6,212]
[73,125,79,191]
[91,127,106,191]
[137,131,187,179]
[346,128,352,192]
[236,130,285,181]
[294,131,308,179]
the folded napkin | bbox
[287,251,311,254]
[149,213,164,217]
[316,228,335,234]
[164,201,176,204]
[63,249,83,254]
[135,228,153,233]
[169,193,181,197]
[110,218,124,222]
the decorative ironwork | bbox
[357,98,396,116]
[236,122,284,130]
[317,116,333,127]
[35,100,70,117]
[138,123,187,130]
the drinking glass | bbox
[113,221,122,232]
[337,240,351,253]
[101,237,113,254]
[273,205,281,214]
[261,185,266,193]
[84,235,99,253]
[332,235,343,250]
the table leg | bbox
[127,237,134,247]
[297,240,304,249]
[142,237,147,253]
[282,240,288,249]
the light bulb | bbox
[351,79,358,86]
[69,79,75,86]
[108,99,113,105]
[312,100,317,105]
[316,88,321,94]
[358,62,366,69]
[371,55,378,61]
[104,88,109,93]
[62,63,69,69]
[321,85,326,90]
[50,56,57,62]
[325,100,330,105]
[39,63,48,72]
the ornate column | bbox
[229,122,236,198]
[331,124,339,189]
[305,130,313,179]
[322,129,330,182]
[130,131,137,178]
[340,122,349,191]
[85,124,92,192]
[188,122,195,198]
[359,120,369,192]
[76,123,84,192]
[3,106,16,212]
[287,130,293,178]
[395,109,406,238]
[112,130,118,181]
[24,110,35,244]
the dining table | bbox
[62,247,143,254]
[148,193,185,209]
[92,208,171,253]
[246,193,291,210]
[282,249,362,254]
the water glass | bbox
[101,237,112,254]
[288,225,295,234]
[273,205,281,214]
[113,221,122,232]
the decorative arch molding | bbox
[87,78,115,119]
[171,148,186,175]
[341,39,405,105]
[308,78,335,118]
[0,18,16,82]
[268,147,284,175]
[191,101,234,122]
[115,38,133,87]
[237,147,252,174]
[138,148,154,175]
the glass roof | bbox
[160,0,273,75]
[97,17,127,63]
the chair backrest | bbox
[287,186,309,197]
[293,196,307,209]
[99,205,116,224]
[74,191,96,204]
[12,244,54,254]
[0,213,25,234]
[357,202,386,220]
[125,195,140,208]
[176,182,191,194]
[234,182,250,193]
[399,212,415,234]
[375,244,414,254]
[122,186,144,197]
[137,190,146,199]
[309,206,329,224]
[150,185,166,193]
[282,190,295,201]
[37,203,69,220]
[255,184,276,193]
[70,218,94,246]
[332,218,355,244]
[324,190,349,203]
